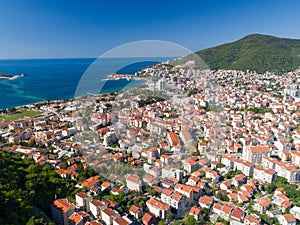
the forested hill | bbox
[0,150,75,225]
[196,34,300,73]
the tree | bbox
[166,212,173,222]
[26,216,54,225]
[158,220,167,225]
[7,107,16,113]
[185,215,197,225]
[0,150,76,225]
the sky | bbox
[0,0,299,59]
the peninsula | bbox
[0,72,27,80]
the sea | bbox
[0,57,172,109]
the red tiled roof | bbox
[283,214,296,223]
[129,205,141,214]
[53,199,75,214]
[249,145,270,153]
[147,197,169,211]
[114,217,130,225]
[142,213,154,223]
[76,192,89,199]
[189,206,201,216]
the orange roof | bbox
[161,154,169,159]
[142,213,154,223]
[231,207,244,220]
[283,214,296,222]
[86,221,103,225]
[102,208,117,217]
[249,145,270,153]
[129,205,141,214]
[258,198,272,207]
[213,203,223,211]
[245,215,260,225]
[162,188,173,197]
[172,192,184,201]
[189,206,201,215]
[167,132,180,146]
[76,192,89,199]
[90,200,104,207]
[126,174,142,184]
[114,217,130,225]
[199,195,214,205]
[53,199,75,214]
[101,181,112,188]
[221,204,233,215]
[82,175,100,189]
[238,193,248,202]
[147,197,169,211]
[228,193,238,200]
[69,212,89,225]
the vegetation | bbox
[246,107,273,114]
[25,216,54,225]
[102,191,147,212]
[275,177,300,206]
[0,109,43,121]
[195,34,300,73]
[138,96,165,107]
[0,150,76,225]
[224,169,242,179]
[187,88,202,97]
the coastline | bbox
[0,75,20,80]
[0,73,26,80]
[0,76,146,110]
[0,57,162,110]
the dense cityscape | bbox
[1,59,300,225]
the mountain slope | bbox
[196,34,300,73]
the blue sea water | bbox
[0,57,171,109]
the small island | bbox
[0,72,27,80]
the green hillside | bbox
[195,34,300,73]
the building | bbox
[161,189,186,214]
[189,206,201,220]
[278,214,297,225]
[142,213,156,225]
[129,205,143,219]
[156,78,166,91]
[275,162,300,183]
[103,132,118,146]
[68,211,89,225]
[262,156,278,170]
[101,208,120,225]
[199,195,214,209]
[113,216,132,225]
[167,132,180,147]
[284,84,300,97]
[146,197,170,219]
[243,145,270,164]
[253,166,277,183]
[125,174,143,192]
[75,192,92,212]
[290,206,300,220]
[89,200,106,218]
[51,199,75,225]
[233,159,254,176]
[244,215,260,225]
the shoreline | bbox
[0,76,147,111]
[0,73,27,80]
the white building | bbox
[125,174,143,192]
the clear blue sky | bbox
[0,0,299,59]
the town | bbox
[1,59,300,225]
